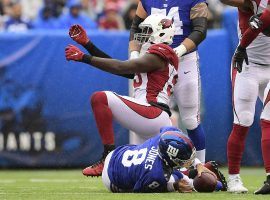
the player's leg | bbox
[255,80,270,194]
[174,52,206,163]
[227,64,258,193]
[83,91,171,176]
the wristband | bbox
[82,54,93,64]
[129,51,140,60]
[175,44,187,57]
[192,158,202,167]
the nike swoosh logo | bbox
[72,52,79,56]
[184,71,191,74]
[158,47,165,50]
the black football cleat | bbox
[204,161,228,191]
[254,179,270,195]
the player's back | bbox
[238,0,270,65]
[107,134,170,192]
[140,0,206,48]
[133,43,178,105]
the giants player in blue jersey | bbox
[102,126,226,192]
[128,0,208,163]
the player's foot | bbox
[227,175,248,193]
[82,145,115,177]
[254,176,270,195]
[82,158,105,177]
[204,161,227,191]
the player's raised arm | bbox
[174,2,208,57]
[69,24,135,79]
[128,1,147,59]
[65,44,166,74]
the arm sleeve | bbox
[240,9,270,48]
[83,41,134,79]
[188,2,208,46]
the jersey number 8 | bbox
[122,148,148,167]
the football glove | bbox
[249,13,263,30]
[232,45,249,73]
[69,24,89,46]
[65,44,84,61]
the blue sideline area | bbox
[0,9,263,167]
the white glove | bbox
[174,44,187,58]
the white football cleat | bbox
[227,175,248,193]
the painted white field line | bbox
[29,179,83,183]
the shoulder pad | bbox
[147,43,178,69]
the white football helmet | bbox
[134,14,175,45]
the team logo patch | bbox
[166,145,179,158]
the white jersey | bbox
[132,43,178,105]
[238,0,270,65]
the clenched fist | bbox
[69,24,89,46]
[65,44,84,61]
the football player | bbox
[65,14,179,177]
[128,0,208,164]
[102,126,226,193]
[221,0,270,194]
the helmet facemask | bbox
[134,14,175,45]
[134,24,153,45]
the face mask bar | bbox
[172,147,197,169]
[134,25,153,44]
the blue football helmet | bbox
[158,129,196,168]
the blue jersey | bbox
[108,134,173,192]
[141,0,206,48]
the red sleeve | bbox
[147,43,179,70]
[240,9,270,48]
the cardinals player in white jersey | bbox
[222,0,270,194]
[64,14,179,177]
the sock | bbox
[102,144,115,159]
[91,92,114,145]
[261,120,270,174]
[227,124,249,174]
[187,124,206,163]
[228,174,240,179]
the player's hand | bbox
[69,24,89,46]
[249,13,263,30]
[196,163,217,179]
[232,45,249,73]
[65,44,84,61]
[174,179,193,193]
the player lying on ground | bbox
[65,14,179,177]
[102,126,227,192]
[221,0,270,195]
[128,0,209,164]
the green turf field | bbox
[0,168,268,200]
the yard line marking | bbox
[29,179,82,183]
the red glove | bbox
[69,24,89,46]
[65,44,84,61]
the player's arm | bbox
[69,24,134,79]
[65,44,166,74]
[220,0,253,11]
[233,4,270,72]
[174,2,208,57]
[129,1,148,59]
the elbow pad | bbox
[129,15,144,41]
[188,17,208,46]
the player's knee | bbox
[182,117,199,130]
[90,91,108,107]
[237,111,254,127]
